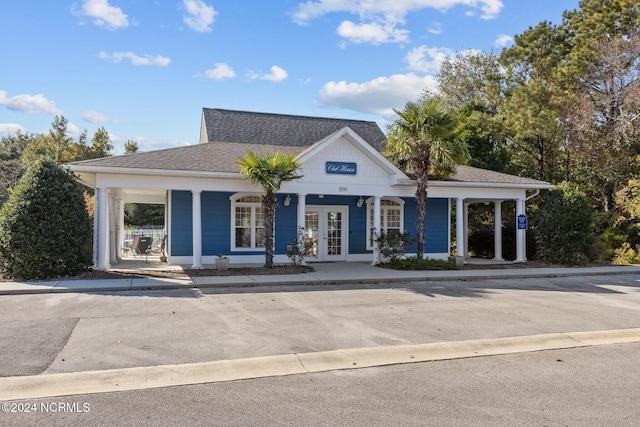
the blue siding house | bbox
[68,108,552,269]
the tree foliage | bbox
[386,98,470,259]
[434,0,640,260]
[238,151,303,268]
[124,139,139,154]
[0,116,118,208]
[535,182,599,265]
[0,159,93,280]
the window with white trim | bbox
[366,198,404,249]
[231,195,265,250]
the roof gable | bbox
[296,127,411,183]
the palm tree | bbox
[238,150,303,267]
[386,98,470,259]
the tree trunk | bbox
[263,191,276,268]
[415,177,428,259]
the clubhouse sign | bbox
[326,161,357,175]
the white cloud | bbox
[0,90,63,115]
[292,0,504,34]
[0,123,25,136]
[204,63,236,80]
[249,65,288,82]
[405,45,453,73]
[494,34,513,48]
[67,122,81,137]
[428,22,443,35]
[337,20,409,44]
[183,0,217,32]
[74,0,129,30]
[82,110,117,123]
[318,73,438,116]
[99,51,171,66]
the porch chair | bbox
[129,235,152,258]
[145,235,167,262]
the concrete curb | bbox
[2,328,640,401]
[0,266,638,296]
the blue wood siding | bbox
[171,191,449,257]
[275,194,298,255]
[171,191,299,256]
[170,190,193,256]
[201,192,233,255]
[404,197,449,253]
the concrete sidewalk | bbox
[1,262,639,295]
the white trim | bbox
[192,190,203,269]
[295,127,411,181]
[365,197,405,251]
[230,193,267,252]
[429,180,553,190]
[305,205,349,262]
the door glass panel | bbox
[327,211,342,255]
[305,212,319,257]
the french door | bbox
[305,206,347,261]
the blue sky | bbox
[1,0,580,154]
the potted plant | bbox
[215,254,229,272]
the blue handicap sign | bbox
[517,214,528,230]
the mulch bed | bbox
[0,265,315,282]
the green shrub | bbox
[535,182,598,265]
[389,256,458,270]
[600,228,627,261]
[375,230,413,262]
[0,159,93,280]
[612,242,640,265]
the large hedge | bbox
[0,159,93,280]
[535,182,599,265]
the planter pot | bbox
[448,256,465,267]
[215,258,229,272]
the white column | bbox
[493,201,504,261]
[116,198,124,260]
[191,190,203,269]
[463,202,469,259]
[455,198,464,257]
[515,198,526,262]
[371,195,381,265]
[108,192,117,265]
[96,187,109,271]
[297,193,306,231]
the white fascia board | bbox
[428,180,554,191]
[199,111,208,144]
[67,165,241,180]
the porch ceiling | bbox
[120,188,167,204]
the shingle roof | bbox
[445,165,551,186]
[202,108,388,151]
[69,141,306,173]
[68,108,551,188]
[70,109,388,173]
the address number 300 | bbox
[338,186,348,192]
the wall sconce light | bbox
[284,194,291,206]
[357,196,364,208]
[318,194,324,199]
